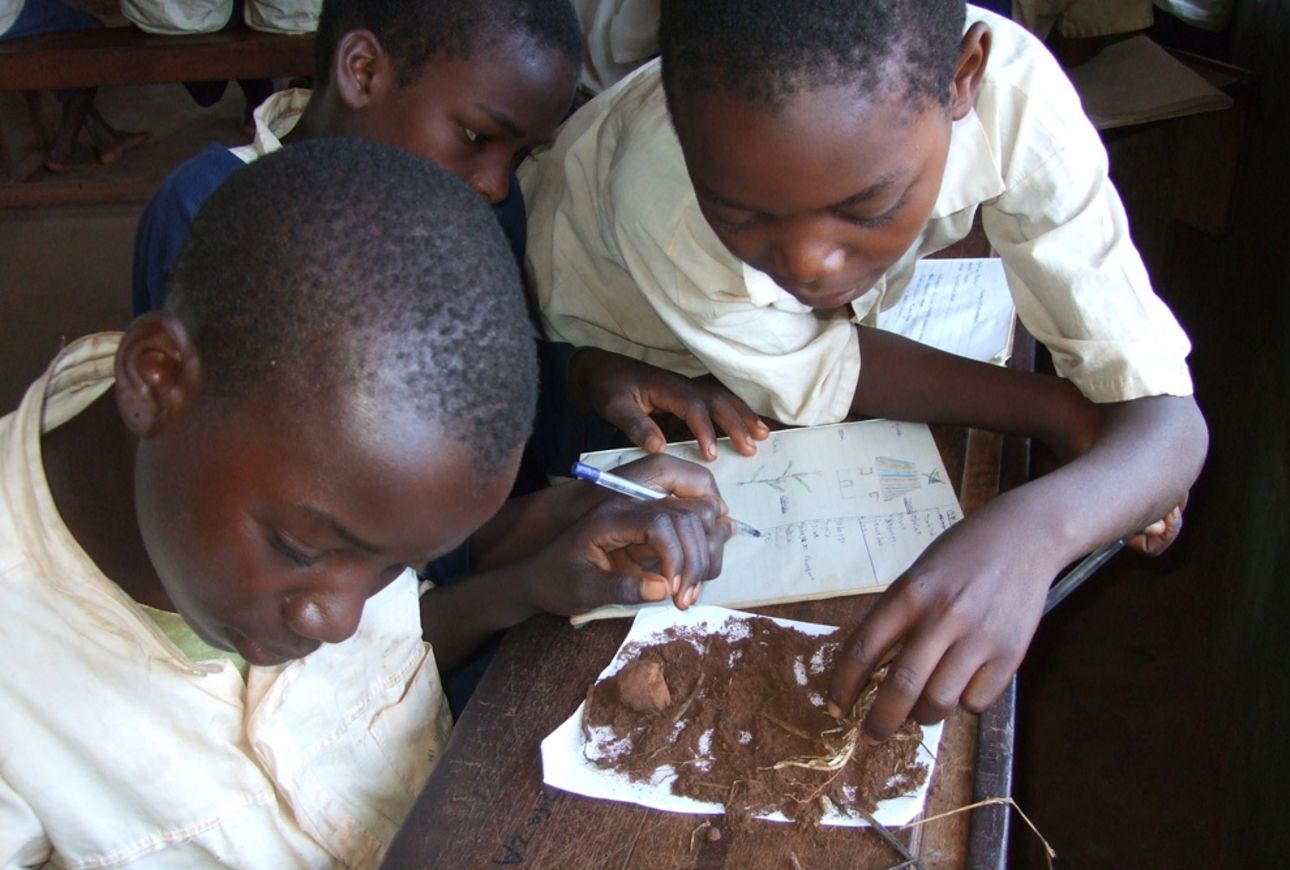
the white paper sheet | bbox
[541,605,944,827]
[572,420,962,625]
[879,258,1015,365]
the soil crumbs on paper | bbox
[581,616,927,827]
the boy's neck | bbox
[41,390,171,610]
[280,91,333,146]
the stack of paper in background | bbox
[1063,35,1233,130]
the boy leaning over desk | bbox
[521,0,1208,743]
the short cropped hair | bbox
[167,138,537,482]
[659,0,965,118]
[315,0,581,89]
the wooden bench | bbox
[0,23,315,206]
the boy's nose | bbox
[285,593,365,645]
[777,231,846,287]
[469,167,510,205]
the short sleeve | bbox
[984,141,1194,401]
[969,33,1195,402]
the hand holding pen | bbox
[570,456,750,609]
[572,461,764,538]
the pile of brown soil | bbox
[582,615,927,827]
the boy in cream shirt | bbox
[523,0,1207,742]
[0,140,730,867]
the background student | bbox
[520,0,1208,740]
[131,0,582,315]
[0,140,731,867]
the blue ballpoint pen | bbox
[571,461,765,538]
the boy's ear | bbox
[114,313,203,439]
[333,29,396,109]
[949,22,991,122]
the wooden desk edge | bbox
[0,27,315,92]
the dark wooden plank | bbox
[0,175,163,208]
[968,679,1015,870]
[0,26,314,92]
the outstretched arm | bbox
[420,454,734,671]
[828,326,1207,739]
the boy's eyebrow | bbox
[474,102,524,138]
[294,503,381,554]
[695,172,905,213]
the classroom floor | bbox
[2,13,1286,867]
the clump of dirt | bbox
[582,616,927,827]
[616,660,672,713]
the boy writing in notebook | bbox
[521,0,1208,740]
[0,140,730,867]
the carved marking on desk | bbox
[490,788,565,864]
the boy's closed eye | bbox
[707,207,768,232]
[836,192,908,229]
[269,530,419,587]
[270,529,326,567]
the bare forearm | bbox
[468,480,604,571]
[851,326,1207,561]
[850,326,1097,450]
[419,567,540,672]
[1002,394,1207,562]
[418,483,604,670]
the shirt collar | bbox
[929,107,1005,219]
[741,262,815,312]
[242,88,312,160]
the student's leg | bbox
[6,0,150,170]
[81,104,150,166]
[44,89,98,171]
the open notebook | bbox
[571,419,963,625]
[877,257,1015,364]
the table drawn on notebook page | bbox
[574,420,962,625]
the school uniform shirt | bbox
[571,0,660,93]
[131,88,529,316]
[243,0,319,34]
[0,333,452,868]
[130,88,308,315]
[522,5,1194,426]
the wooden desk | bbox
[384,410,1031,869]
[0,26,314,92]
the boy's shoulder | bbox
[962,6,1102,190]
[969,5,1086,116]
[133,144,247,314]
[148,142,248,221]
